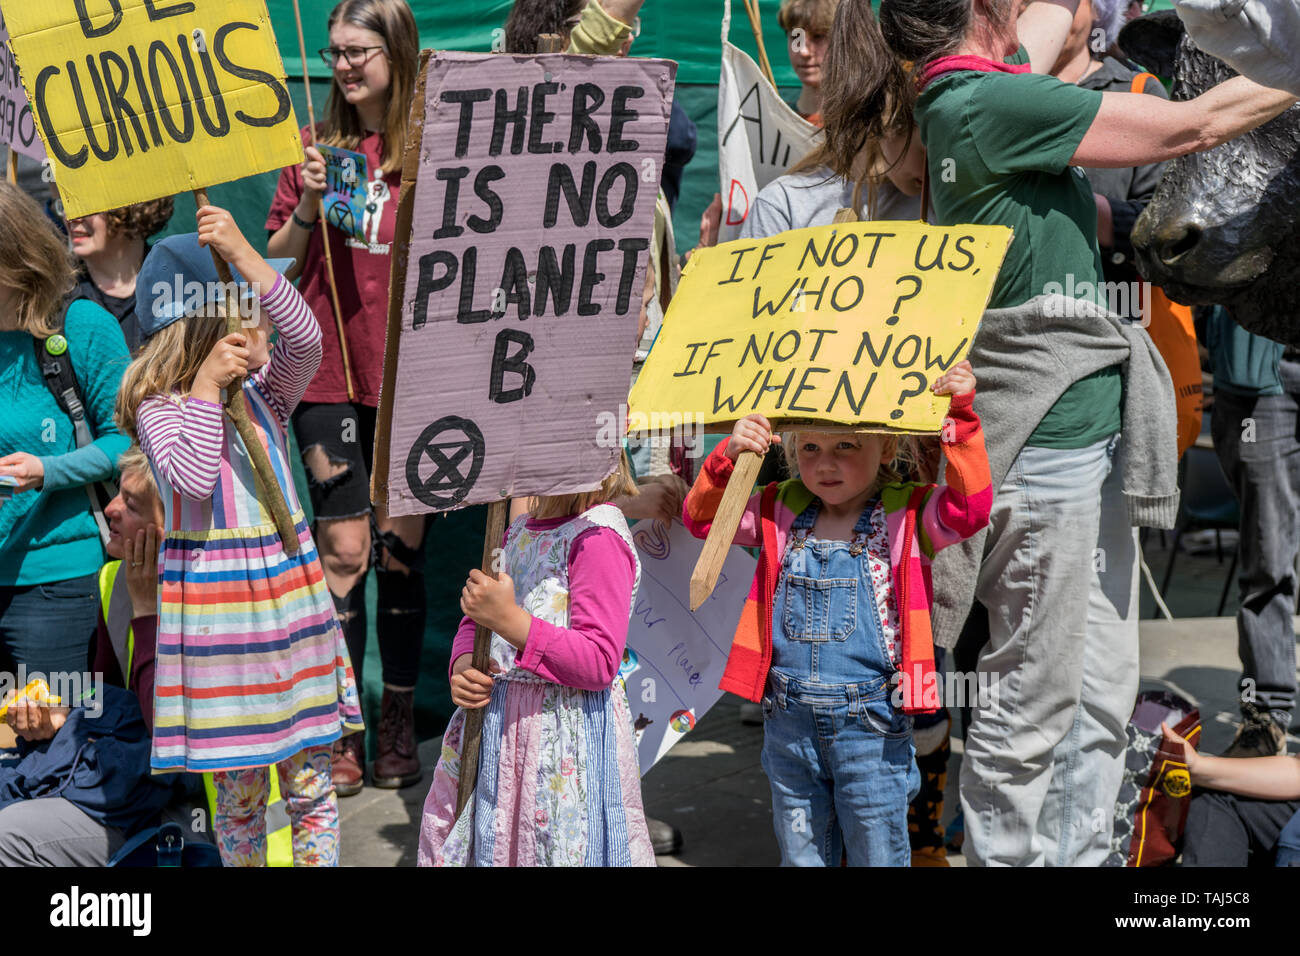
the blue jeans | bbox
[762,501,919,866]
[0,572,99,677]
[761,671,920,866]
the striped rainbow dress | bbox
[137,276,363,773]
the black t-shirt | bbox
[74,271,141,356]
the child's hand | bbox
[197,205,277,294]
[619,474,688,524]
[728,414,780,461]
[1161,721,1201,777]
[449,654,502,709]
[194,333,251,397]
[931,360,976,397]
[461,569,530,646]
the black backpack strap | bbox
[34,298,116,547]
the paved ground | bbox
[340,536,1300,866]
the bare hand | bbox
[699,192,722,248]
[195,333,250,393]
[449,654,501,709]
[931,359,976,397]
[728,414,779,460]
[619,474,687,524]
[1161,720,1200,776]
[122,524,161,620]
[461,569,527,640]
[0,453,44,494]
[301,145,328,197]
[5,700,69,741]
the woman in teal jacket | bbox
[0,182,130,678]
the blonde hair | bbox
[0,182,76,338]
[115,307,228,441]
[531,454,639,520]
[117,444,161,502]
[320,0,419,175]
[782,431,921,497]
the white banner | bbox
[621,519,756,775]
[716,0,819,242]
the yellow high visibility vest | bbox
[98,561,293,867]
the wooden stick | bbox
[5,150,16,184]
[537,33,564,54]
[455,499,510,817]
[371,48,432,510]
[742,0,777,89]
[193,188,300,556]
[292,0,356,402]
[690,449,763,610]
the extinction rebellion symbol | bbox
[405,416,485,509]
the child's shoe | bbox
[332,733,365,797]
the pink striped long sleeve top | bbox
[137,275,322,501]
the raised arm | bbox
[918,390,992,554]
[1017,0,1082,75]
[682,438,767,548]
[136,395,224,501]
[249,275,324,422]
[1073,77,1297,168]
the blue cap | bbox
[136,233,295,340]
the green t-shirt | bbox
[917,62,1122,449]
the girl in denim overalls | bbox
[683,361,991,865]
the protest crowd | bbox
[0,0,1298,870]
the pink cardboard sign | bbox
[0,10,44,161]
[382,51,676,516]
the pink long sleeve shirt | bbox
[136,275,321,500]
[449,516,637,692]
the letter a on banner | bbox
[716,0,819,242]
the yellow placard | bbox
[5,0,303,218]
[629,220,1012,434]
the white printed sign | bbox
[620,519,756,774]
[716,0,819,242]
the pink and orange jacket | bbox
[682,392,992,713]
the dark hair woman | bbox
[265,0,425,797]
[0,182,130,682]
[834,0,1295,868]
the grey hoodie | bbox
[930,293,1181,648]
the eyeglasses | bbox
[318,45,386,68]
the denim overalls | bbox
[760,499,921,866]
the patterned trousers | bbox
[211,745,338,866]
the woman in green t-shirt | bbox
[833,0,1296,867]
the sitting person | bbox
[1164,721,1300,865]
[0,446,183,865]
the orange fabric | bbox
[1143,286,1203,458]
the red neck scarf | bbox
[917,54,1030,92]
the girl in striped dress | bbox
[417,462,655,866]
[116,205,363,866]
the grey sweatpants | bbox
[0,797,126,866]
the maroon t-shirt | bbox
[267,125,401,407]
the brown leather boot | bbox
[372,686,422,788]
[332,732,365,797]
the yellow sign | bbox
[629,221,1012,433]
[5,0,303,218]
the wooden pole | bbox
[454,32,564,818]
[742,0,777,89]
[455,500,509,816]
[689,450,763,609]
[193,188,300,556]
[292,0,357,402]
[5,150,16,184]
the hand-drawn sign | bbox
[405,416,485,509]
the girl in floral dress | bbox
[417,462,654,866]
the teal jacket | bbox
[1206,305,1284,398]
[0,300,130,586]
